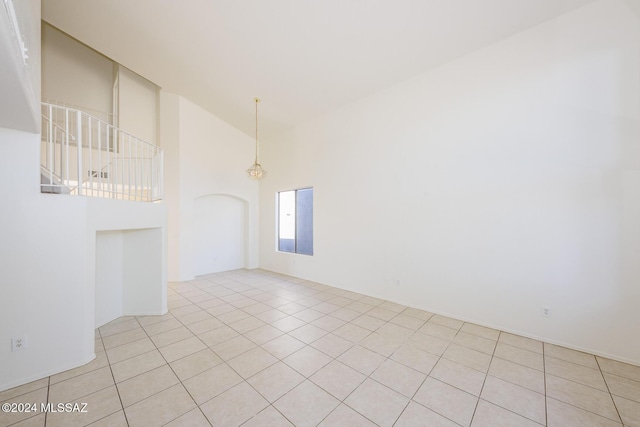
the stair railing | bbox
[41,102,163,202]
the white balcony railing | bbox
[41,102,163,202]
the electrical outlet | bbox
[12,336,27,352]
[542,307,551,317]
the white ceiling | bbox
[42,0,597,138]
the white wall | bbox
[624,0,640,17]
[42,24,160,140]
[0,128,95,391]
[0,0,40,132]
[160,92,182,281]
[95,231,124,327]
[259,0,640,364]
[95,225,166,329]
[161,94,259,281]
[0,0,97,391]
[88,198,168,319]
[41,23,113,118]
[117,65,158,143]
[0,126,169,391]
[0,0,168,391]
[122,228,165,315]
[193,195,247,275]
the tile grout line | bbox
[389,317,446,427]
[318,285,508,424]
[492,341,544,373]
[543,352,629,395]
[163,286,270,421]
[178,276,336,426]
[97,326,131,427]
[30,268,637,427]
[542,336,628,426]
[365,314,435,427]
[543,342,548,427]
[47,326,123,426]
[134,312,213,427]
[468,329,499,426]
[191,272,521,424]
[309,312,429,426]
[475,331,549,427]
[183,276,380,425]
[167,280,337,425]
[196,276,493,426]
[594,354,624,425]
[43,368,50,427]
[544,371,629,423]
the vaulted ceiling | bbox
[43,0,598,138]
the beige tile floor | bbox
[1,269,639,427]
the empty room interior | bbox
[1,0,639,426]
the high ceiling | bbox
[42,0,597,138]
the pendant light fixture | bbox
[246,97,267,180]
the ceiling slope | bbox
[43,0,596,137]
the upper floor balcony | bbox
[40,102,163,202]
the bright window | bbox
[278,188,313,255]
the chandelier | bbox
[246,97,267,180]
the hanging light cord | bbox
[246,97,266,179]
[255,97,260,164]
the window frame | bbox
[276,187,313,256]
